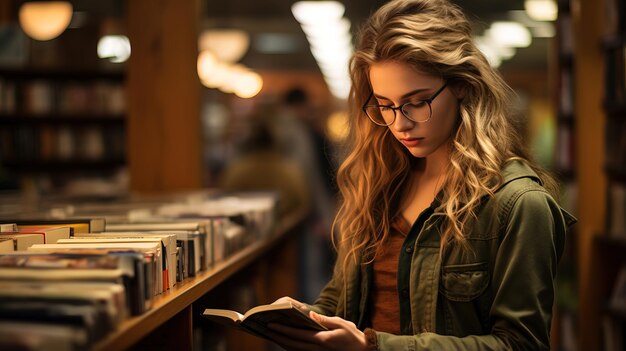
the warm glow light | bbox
[19,1,73,41]
[197,52,263,98]
[301,18,351,40]
[97,35,131,63]
[233,71,263,98]
[291,1,345,25]
[197,50,218,84]
[475,37,503,68]
[198,29,250,63]
[200,61,231,89]
[326,111,349,142]
[488,22,532,48]
[525,0,558,21]
[293,2,353,100]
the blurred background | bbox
[0,0,622,350]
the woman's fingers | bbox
[310,311,355,330]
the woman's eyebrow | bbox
[373,87,431,101]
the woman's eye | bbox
[379,106,392,112]
[409,101,427,108]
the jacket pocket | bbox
[440,262,489,302]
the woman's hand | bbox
[266,310,368,351]
[272,296,311,314]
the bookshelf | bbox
[555,0,575,182]
[599,0,626,349]
[0,68,127,190]
[92,209,305,351]
[552,2,578,350]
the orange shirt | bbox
[370,216,411,335]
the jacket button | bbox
[405,246,413,254]
[402,288,409,298]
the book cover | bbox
[0,252,146,316]
[27,242,161,297]
[106,222,204,277]
[0,223,17,232]
[57,237,169,292]
[0,239,14,253]
[6,226,71,244]
[202,302,326,342]
[9,217,106,234]
[74,232,177,289]
[0,233,44,250]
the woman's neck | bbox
[418,142,450,180]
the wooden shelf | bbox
[0,115,125,125]
[2,159,126,173]
[0,69,125,81]
[92,210,306,351]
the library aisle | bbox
[0,0,624,350]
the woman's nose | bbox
[390,110,415,132]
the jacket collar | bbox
[496,160,542,192]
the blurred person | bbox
[220,111,311,218]
[264,0,577,350]
[274,87,338,302]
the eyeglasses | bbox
[362,81,448,126]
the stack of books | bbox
[0,190,277,350]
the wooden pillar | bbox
[127,0,202,192]
[572,0,606,348]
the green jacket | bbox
[309,161,576,350]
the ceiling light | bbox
[198,29,250,63]
[19,1,73,41]
[197,50,218,84]
[488,22,532,48]
[233,71,263,99]
[525,0,558,21]
[301,18,351,40]
[97,35,131,63]
[291,1,345,25]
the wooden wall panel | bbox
[572,0,607,348]
[127,0,202,192]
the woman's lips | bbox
[400,138,423,147]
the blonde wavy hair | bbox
[334,0,557,272]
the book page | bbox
[243,304,326,332]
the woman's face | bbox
[368,61,461,159]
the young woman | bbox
[268,0,576,350]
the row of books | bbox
[0,125,125,163]
[0,79,126,116]
[0,191,277,350]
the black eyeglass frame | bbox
[362,81,448,126]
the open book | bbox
[202,302,327,340]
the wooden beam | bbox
[572,0,606,348]
[127,0,202,192]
